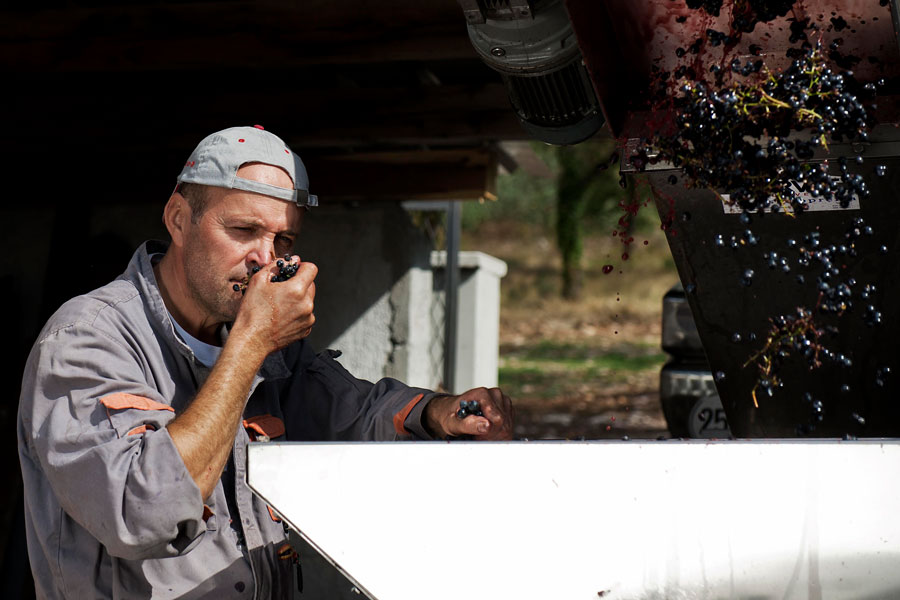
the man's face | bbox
[179,163,304,324]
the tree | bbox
[555,141,620,300]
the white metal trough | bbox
[247,440,900,600]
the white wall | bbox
[297,203,507,393]
[296,202,441,387]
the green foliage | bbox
[461,144,558,231]
[461,138,664,298]
[556,139,622,219]
[463,139,658,237]
[555,140,622,298]
[462,140,640,232]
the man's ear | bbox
[163,192,190,248]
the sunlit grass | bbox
[500,345,667,399]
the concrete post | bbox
[432,251,508,392]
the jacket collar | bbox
[124,240,291,381]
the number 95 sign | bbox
[688,394,731,438]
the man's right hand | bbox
[168,256,317,499]
[232,256,318,356]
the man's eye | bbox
[277,236,294,246]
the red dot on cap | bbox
[284,149,289,154]
[253,124,265,130]
[238,139,245,143]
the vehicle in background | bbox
[659,283,732,439]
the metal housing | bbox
[462,0,604,144]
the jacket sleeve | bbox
[19,323,206,561]
[281,342,442,441]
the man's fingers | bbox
[290,261,318,289]
[455,416,490,436]
[481,389,510,422]
[247,259,316,293]
[264,261,317,308]
[476,388,514,440]
[479,404,503,431]
[430,387,515,440]
[241,258,318,348]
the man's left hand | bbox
[425,387,514,440]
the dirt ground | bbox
[464,219,678,441]
[501,313,671,440]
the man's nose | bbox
[247,238,276,268]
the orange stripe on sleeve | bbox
[242,415,286,441]
[100,393,174,412]
[392,393,425,436]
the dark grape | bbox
[631,45,871,216]
[456,399,484,419]
[233,257,301,294]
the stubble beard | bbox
[182,251,243,325]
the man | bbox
[18,125,514,599]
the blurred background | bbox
[454,139,676,440]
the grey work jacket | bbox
[18,240,437,599]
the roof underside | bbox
[2,0,534,202]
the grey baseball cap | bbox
[176,125,318,207]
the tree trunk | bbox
[556,148,585,301]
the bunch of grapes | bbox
[456,399,484,419]
[744,306,839,407]
[232,255,299,294]
[271,258,300,282]
[724,215,883,404]
[632,45,872,214]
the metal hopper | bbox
[248,440,900,600]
